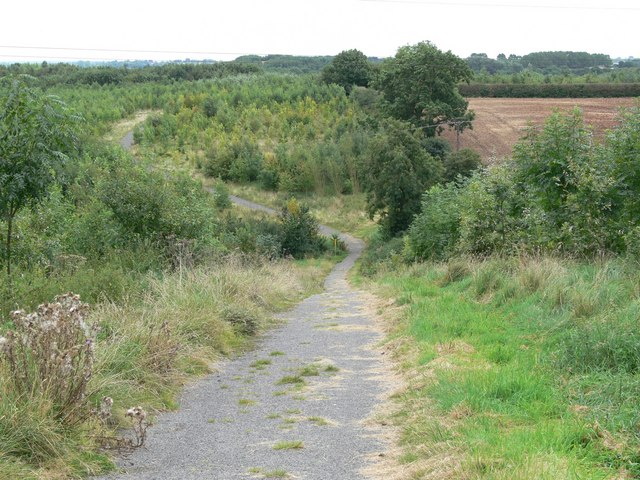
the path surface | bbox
[120,131,134,150]
[98,153,390,478]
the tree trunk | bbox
[6,213,12,279]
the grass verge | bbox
[367,255,640,479]
[0,254,334,479]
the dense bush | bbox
[460,82,640,98]
[0,136,228,317]
[421,137,451,161]
[364,118,443,237]
[442,148,482,182]
[406,106,640,259]
[278,198,326,258]
[406,183,463,260]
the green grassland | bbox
[366,256,640,479]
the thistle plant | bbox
[126,406,149,447]
[0,293,97,426]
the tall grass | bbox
[0,255,330,479]
[371,255,640,479]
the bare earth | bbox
[442,97,638,160]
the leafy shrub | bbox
[138,114,178,146]
[456,165,530,255]
[409,110,628,260]
[278,198,325,258]
[407,182,463,260]
[258,166,279,191]
[443,148,482,182]
[359,233,406,277]
[212,179,232,210]
[624,226,640,262]
[98,164,220,258]
[68,199,126,256]
[220,212,280,255]
[227,138,263,182]
[422,137,452,161]
[605,106,640,243]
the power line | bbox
[0,44,272,57]
[360,0,640,10]
[0,53,143,62]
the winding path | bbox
[99,136,391,479]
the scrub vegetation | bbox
[1,40,639,479]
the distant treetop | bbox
[320,49,374,94]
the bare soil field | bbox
[443,97,638,161]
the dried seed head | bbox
[99,396,114,421]
[126,406,147,421]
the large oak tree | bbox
[321,49,373,95]
[375,41,474,135]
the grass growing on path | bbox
[369,256,640,479]
[248,467,290,478]
[273,440,304,450]
[277,375,307,386]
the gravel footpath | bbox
[97,185,390,479]
[120,131,134,150]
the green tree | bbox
[606,106,640,229]
[512,109,593,230]
[278,198,324,258]
[321,49,373,95]
[365,119,443,236]
[375,41,474,135]
[422,137,451,161]
[0,76,78,278]
[443,148,482,182]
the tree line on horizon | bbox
[2,49,638,86]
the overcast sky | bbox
[1,0,638,63]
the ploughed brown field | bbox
[442,97,638,161]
